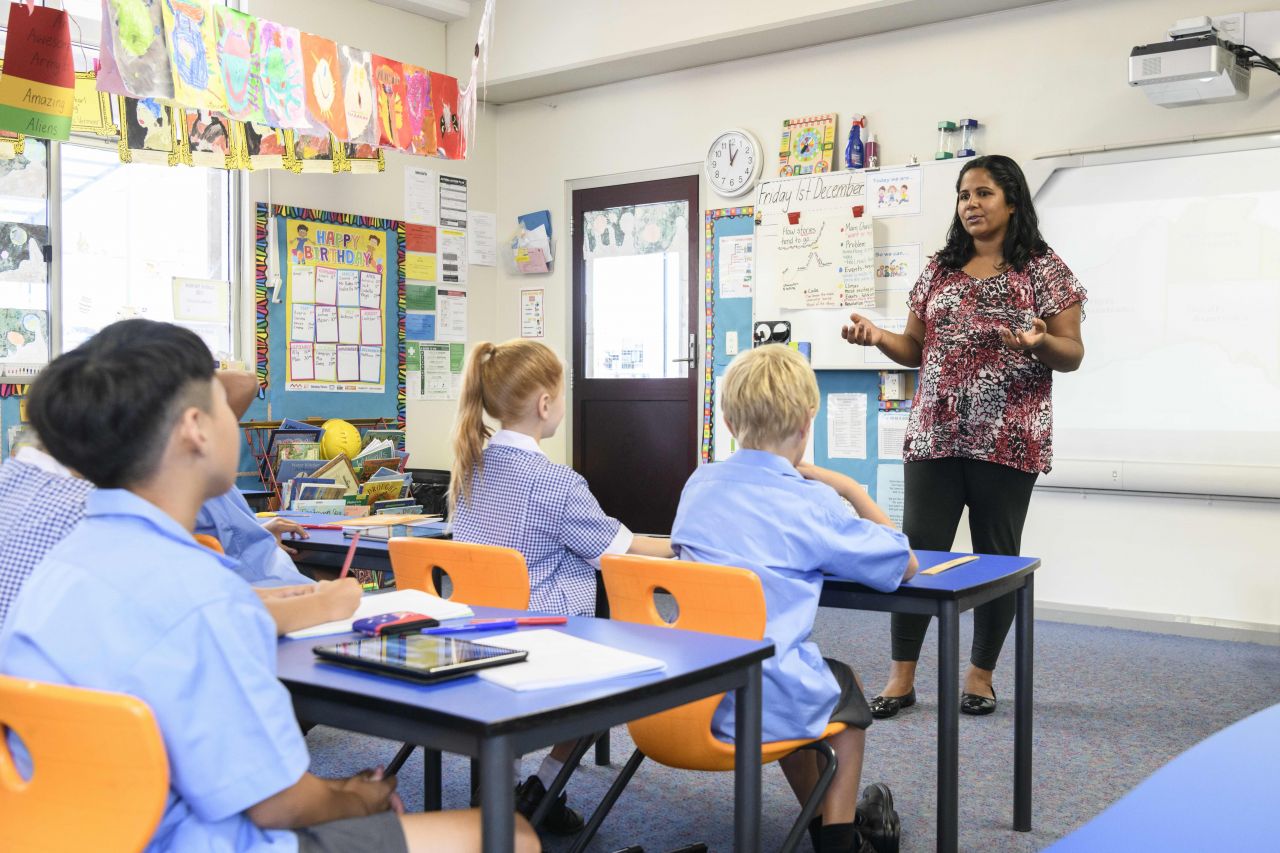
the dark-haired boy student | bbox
[671,344,917,853]
[0,319,538,853]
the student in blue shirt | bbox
[672,344,919,853]
[448,338,674,834]
[0,320,536,853]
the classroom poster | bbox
[420,342,464,400]
[874,243,922,292]
[436,289,467,342]
[876,464,905,527]
[285,217,387,393]
[520,289,544,338]
[776,214,873,309]
[867,167,922,218]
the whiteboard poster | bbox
[718,235,753,298]
[867,167,922,218]
[875,243,922,292]
[839,218,875,308]
[776,217,873,309]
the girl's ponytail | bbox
[449,341,497,509]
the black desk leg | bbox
[1014,574,1034,832]
[937,601,960,853]
[480,737,517,853]
[594,574,612,766]
[595,730,611,765]
[424,748,442,812]
[734,662,763,853]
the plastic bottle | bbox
[864,132,880,170]
[845,115,866,169]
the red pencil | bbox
[301,523,342,530]
[338,531,361,579]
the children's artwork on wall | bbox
[339,142,385,174]
[98,0,174,99]
[778,114,836,177]
[402,64,435,156]
[0,4,75,141]
[214,6,262,123]
[117,96,179,165]
[161,0,226,112]
[179,108,236,168]
[0,223,48,275]
[0,132,25,160]
[301,33,346,141]
[242,122,296,170]
[71,72,118,137]
[0,308,49,363]
[339,46,377,148]
[256,21,307,130]
[372,56,408,151]
[429,72,462,159]
[291,132,337,174]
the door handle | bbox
[671,333,697,364]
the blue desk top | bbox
[824,550,1040,600]
[277,605,774,736]
[279,513,446,555]
[1046,702,1280,850]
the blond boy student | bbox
[0,320,537,853]
[671,344,918,853]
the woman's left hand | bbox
[998,317,1047,352]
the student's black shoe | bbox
[816,822,876,853]
[515,774,585,835]
[868,688,915,719]
[960,686,996,715]
[855,783,901,853]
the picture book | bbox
[294,482,347,504]
[291,499,346,516]
[361,428,404,449]
[354,437,397,462]
[287,476,337,508]
[268,426,321,457]
[275,457,327,484]
[280,417,323,434]
[371,498,417,513]
[312,453,360,496]
[361,478,406,505]
[275,440,321,463]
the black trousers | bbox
[891,458,1038,671]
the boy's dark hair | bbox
[935,154,1048,273]
[27,319,216,489]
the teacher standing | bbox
[843,155,1086,718]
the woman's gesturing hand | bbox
[998,317,1047,352]
[842,312,883,347]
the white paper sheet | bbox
[314,344,337,381]
[439,228,467,285]
[285,589,472,639]
[337,306,361,344]
[336,345,360,381]
[359,346,381,382]
[876,464,906,528]
[314,305,339,343]
[360,308,382,346]
[291,265,316,302]
[172,277,227,322]
[474,629,666,691]
[718,235,753,298]
[877,411,909,461]
[438,174,468,229]
[289,342,314,380]
[290,303,315,342]
[359,271,382,308]
[862,318,908,366]
[468,211,496,266]
[336,269,361,306]
[404,167,438,226]
[436,289,467,342]
[314,266,338,305]
[827,393,868,459]
[520,288,544,338]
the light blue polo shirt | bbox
[196,489,312,587]
[0,489,309,852]
[671,449,911,743]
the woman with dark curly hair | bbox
[843,155,1087,719]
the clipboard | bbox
[921,555,979,576]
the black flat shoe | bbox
[868,688,915,719]
[856,783,901,853]
[960,687,996,716]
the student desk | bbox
[286,519,442,574]
[277,606,774,853]
[819,550,1040,853]
[1044,702,1278,850]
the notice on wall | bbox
[717,235,753,298]
[877,411,909,461]
[874,243,921,292]
[439,228,466,284]
[420,342,465,401]
[520,288,544,338]
[826,392,867,459]
[439,174,468,229]
[469,211,497,266]
[436,288,467,342]
[866,167,922,218]
[876,464,905,527]
[404,167,437,225]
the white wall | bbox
[487,0,1280,633]
[241,0,497,470]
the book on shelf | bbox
[292,481,346,506]
[276,458,327,485]
[291,499,346,516]
[341,516,445,539]
[371,498,418,513]
[280,418,323,434]
[354,438,398,462]
[274,440,322,464]
[312,454,360,497]
[286,476,336,508]
[361,428,405,450]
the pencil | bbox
[338,531,361,579]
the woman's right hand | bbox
[842,313,883,347]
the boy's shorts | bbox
[825,657,874,731]
[296,810,408,853]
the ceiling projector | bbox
[1129,14,1280,107]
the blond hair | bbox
[720,345,818,449]
[450,339,564,508]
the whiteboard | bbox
[1033,136,1280,498]
[752,159,965,368]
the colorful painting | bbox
[161,0,226,112]
[371,56,407,150]
[117,96,179,165]
[340,142,384,174]
[778,113,836,177]
[256,21,307,130]
[98,0,174,99]
[243,122,295,170]
[180,108,234,168]
[300,33,345,141]
[291,132,336,174]
[214,6,262,122]
[429,71,462,159]
[0,308,48,362]
[71,71,118,136]
[402,64,435,156]
[339,45,377,148]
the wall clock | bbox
[704,128,762,198]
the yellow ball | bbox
[319,419,361,460]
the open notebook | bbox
[473,629,666,691]
[285,589,473,639]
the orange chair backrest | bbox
[0,675,169,852]
[388,538,531,610]
[193,533,225,554]
[601,554,766,771]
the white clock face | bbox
[706,130,760,198]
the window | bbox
[0,1,240,382]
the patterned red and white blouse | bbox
[905,249,1087,474]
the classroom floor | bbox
[305,609,1280,851]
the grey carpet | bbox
[305,609,1280,851]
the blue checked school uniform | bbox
[0,448,94,630]
[196,490,312,587]
[671,450,911,743]
[450,430,632,616]
[0,490,309,852]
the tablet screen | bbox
[313,634,527,681]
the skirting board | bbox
[1037,602,1280,646]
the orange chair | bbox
[387,538,530,609]
[568,554,847,853]
[0,675,169,853]
[193,533,225,554]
